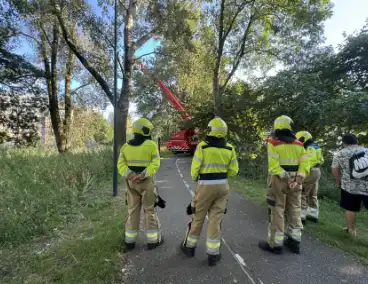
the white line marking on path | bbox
[175,158,259,284]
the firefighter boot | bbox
[122,242,135,253]
[258,240,283,255]
[208,253,222,267]
[147,236,165,250]
[284,238,301,254]
[180,241,195,257]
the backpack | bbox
[349,151,368,180]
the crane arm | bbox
[137,61,192,120]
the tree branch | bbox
[133,51,168,61]
[70,83,91,95]
[222,14,255,90]
[222,2,247,41]
[0,48,46,78]
[54,7,113,103]
[134,28,157,49]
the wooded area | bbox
[1,0,367,156]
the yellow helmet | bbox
[132,118,153,136]
[207,117,228,138]
[296,131,312,142]
[273,115,294,131]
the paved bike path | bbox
[122,156,368,284]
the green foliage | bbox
[69,110,113,148]
[0,147,113,246]
[0,147,127,283]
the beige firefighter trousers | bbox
[124,173,161,244]
[301,168,321,220]
[184,183,229,255]
[267,175,302,248]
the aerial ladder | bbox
[136,61,199,154]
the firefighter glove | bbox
[280,171,290,181]
[155,195,166,209]
[186,203,195,215]
[296,175,304,185]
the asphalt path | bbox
[122,156,368,284]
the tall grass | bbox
[1,146,128,283]
[0,147,113,246]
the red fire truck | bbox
[138,63,200,155]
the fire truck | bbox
[138,63,200,155]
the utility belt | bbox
[199,173,228,180]
[281,165,299,172]
[128,166,146,173]
[198,173,228,185]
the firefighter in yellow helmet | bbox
[296,131,324,224]
[180,117,239,266]
[259,115,310,254]
[118,118,164,251]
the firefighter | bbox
[180,117,239,266]
[258,115,310,255]
[118,117,164,251]
[296,131,324,224]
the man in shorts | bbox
[331,134,368,236]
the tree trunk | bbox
[212,71,221,116]
[212,0,226,117]
[40,21,65,153]
[116,95,130,149]
[116,0,136,148]
[62,22,76,151]
[49,22,65,153]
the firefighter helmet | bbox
[273,115,294,131]
[207,117,228,138]
[132,118,153,136]
[296,131,312,142]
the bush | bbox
[0,146,113,246]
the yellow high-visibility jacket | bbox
[306,143,324,168]
[117,140,160,178]
[267,138,310,178]
[191,141,238,181]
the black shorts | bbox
[340,189,368,212]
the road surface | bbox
[122,156,368,284]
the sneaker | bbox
[208,253,222,266]
[284,238,301,254]
[258,240,283,254]
[147,236,165,250]
[180,241,195,257]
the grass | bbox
[159,146,173,158]
[0,147,127,283]
[230,175,368,264]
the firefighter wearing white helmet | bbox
[296,131,324,224]
[118,117,163,251]
[259,115,310,255]
[181,117,239,266]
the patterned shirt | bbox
[331,146,368,195]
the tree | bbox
[3,0,101,152]
[55,0,200,148]
[203,0,333,115]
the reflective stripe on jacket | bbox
[267,138,310,177]
[191,141,238,181]
[117,140,160,177]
